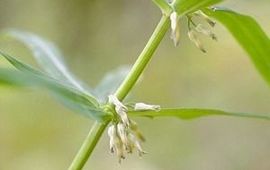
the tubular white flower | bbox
[107,95,147,161]
[170,12,181,46]
[117,123,128,145]
[114,137,125,162]
[170,12,178,31]
[134,102,161,111]
[107,125,117,153]
[115,106,130,127]
[108,95,127,110]
[108,94,130,126]
[107,124,125,162]
[188,30,206,53]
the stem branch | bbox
[69,12,171,170]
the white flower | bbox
[107,122,146,161]
[170,12,178,32]
[117,123,128,146]
[107,124,125,162]
[170,12,181,46]
[108,94,130,126]
[107,121,147,161]
[134,102,161,111]
[188,30,206,53]
[108,95,127,110]
[107,124,118,153]
[107,95,147,161]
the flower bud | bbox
[195,24,217,41]
[134,102,161,111]
[129,134,147,157]
[170,12,181,46]
[188,30,206,53]
[130,120,145,142]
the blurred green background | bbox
[0,0,270,169]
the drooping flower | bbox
[107,95,151,162]
[188,30,206,53]
[108,94,129,127]
[170,12,181,46]
[117,123,129,148]
[107,124,125,162]
[195,10,216,27]
[128,133,146,157]
[169,8,218,52]
[129,119,146,142]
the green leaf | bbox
[0,52,106,120]
[2,30,93,95]
[0,51,45,75]
[129,108,270,120]
[203,8,270,85]
[172,0,223,16]
[94,66,131,102]
[0,68,107,120]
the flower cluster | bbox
[170,10,217,52]
[108,95,160,162]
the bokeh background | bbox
[0,0,270,169]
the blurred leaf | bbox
[94,66,131,102]
[0,51,45,75]
[172,0,223,16]
[0,52,107,120]
[2,30,93,94]
[129,108,270,120]
[203,8,270,85]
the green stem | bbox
[151,0,172,15]
[115,15,170,100]
[68,120,109,170]
[69,13,171,170]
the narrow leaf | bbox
[94,66,131,102]
[0,52,106,120]
[0,51,45,75]
[203,8,270,85]
[129,108,270,120]
[172,0,223,16]
[2,30,92,94]
[0,68,107,120]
